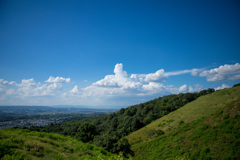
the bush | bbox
[1,154,26,160]
[76,123,97,142]
[0,142,12,158]
[147,129,164,138]
[199,147,211,160]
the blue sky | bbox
[0,0,240,108]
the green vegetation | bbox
[129,86,240,159]
[31,89,214,155]
[127,86,240,144]
[0,128,126,160]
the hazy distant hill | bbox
[0,105,117,115]
[127,86,240,159]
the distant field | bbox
[127,86,240,144]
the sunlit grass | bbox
[0,128,127,160]
[127,86,240,144]
[130,95,240,160]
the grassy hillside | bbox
[127,86,240,144]
[0,128,126,160]
[128,86,240,159]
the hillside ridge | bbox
[127,86,240,144]
[128,86,240,159]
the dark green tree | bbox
[75,122,97,142]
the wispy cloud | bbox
[165,68,202,76]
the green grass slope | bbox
[127,86,240,144]
[0,128,126,160]
[128,86,240,160]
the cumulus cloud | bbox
[46,76,70,83]
[188,84,205,92]
[144,69,166,82]
[66,63,204,103]
[96,64,204,91]
[142,82,164,90]
[179,84,188,92]
[0,77,68,99]
[189,86,194,92]
[0,79,17,97]
[17,78,63,96]
[70,85,80,94]
[93,63,142,90]
[199,63,240,81]
[114,63,127,76]
[0,79,16,87]
[215,84,230,91]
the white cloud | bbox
[65,63,202,103]
[6,89,16,95]
[144,69,167,82]
[93,75,120,88]
[0,79,17,96]
[93,63,142,90]
[215,84,230,91]
[114,63,127,76]
[165,69,203,77]
[91,63,203,95]
[0,78,65,97]
[189,86,194,92]
[46,76,71,83]
[141,68,202,83]
[142,82,164,90]
[18,78,62,96]
[0,79,16,87]
[3,62,238,106]
[165,70,190,76]
[47,83,62,91]
[2,63,206,106]
[70,85,80,94]
[17,78,48,96]
[188,84,204,92]
[199,63,240,81]
[179,84,188,92]
[191,69,202,76]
